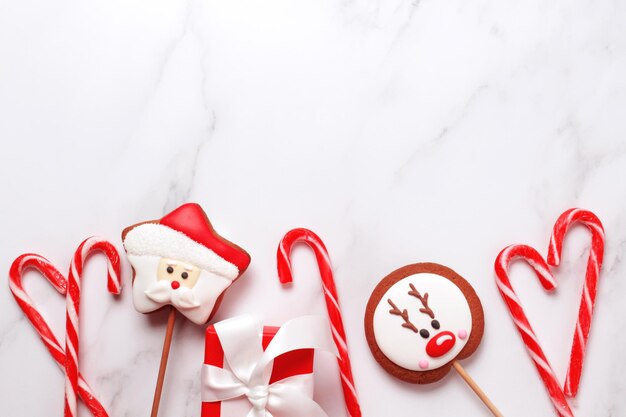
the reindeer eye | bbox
[166,266,174,274]
[181,272,189,279]
[431,320,440,329]
[419,329,430,339]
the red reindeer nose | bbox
[171,281,180,290]
[426,331,456,358]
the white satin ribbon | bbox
[201,315,338,417]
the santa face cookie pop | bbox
[122,203,250,325]
[365,263,504,417]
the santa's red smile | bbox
[425,331,456,358]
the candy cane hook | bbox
[277,228,362,417]
[9,254,109,417]
[547,208,605,398]
[65,238,122,417]
[495,244,573,417]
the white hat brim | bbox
[123,223,239,280]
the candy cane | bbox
[277,228,362,417]
[9,254,109,417]
[495,245,573,417]
[547,208,605,397]
[65,238,122,417]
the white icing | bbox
[124,223,239,280]
[129,255,232,325]
[372,273,473,371]
[144,280,201,309]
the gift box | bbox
[201,316,336,417]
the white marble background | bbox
[1,0,625,416]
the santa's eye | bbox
[431,320,440,329]
[181,272,189,279]
[166,266,174,274]
[419,329,430,339]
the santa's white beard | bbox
[129,255,233,325]
[144,280,201,310]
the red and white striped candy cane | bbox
[9,254,109,417]
[495,244,573,417]
[65,238,122,417]
[547,208,605,398]
[277,228,361,417]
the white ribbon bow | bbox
[201,315,338,417]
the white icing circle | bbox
[372,273,472,371]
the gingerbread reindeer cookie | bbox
[365,263,502,416]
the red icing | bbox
[160,203,251,274]
[171,281,180,290]
[426,331,456,358]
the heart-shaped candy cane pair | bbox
[8,237,121,417]
[495,208,604,417]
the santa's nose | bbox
[425,331,456,358]
[171,281,180,290]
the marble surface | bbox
[1,0,625,416]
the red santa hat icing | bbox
[123,203,250,280]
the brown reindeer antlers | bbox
[387,284,435,333]
[408,283,434,319]
[387,299,418,333]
